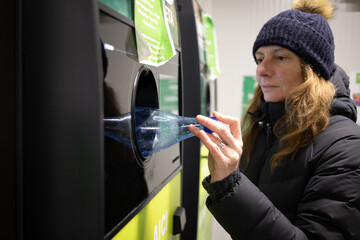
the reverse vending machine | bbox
[99,1,184,238]
[3,0,202,239]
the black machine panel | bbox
[99,7,182,237]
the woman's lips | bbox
[261,84,278,91]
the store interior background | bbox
[195,0,360,239]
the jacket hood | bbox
[330,64,357,122]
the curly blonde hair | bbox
[241,63,335,171]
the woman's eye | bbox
[276,56,286,61]
[256,58,263,65]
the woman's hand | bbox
[189,111,243,183]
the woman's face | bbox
[255,46,303,102]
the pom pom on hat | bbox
[253,0,336,80]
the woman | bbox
[189,0,360,239]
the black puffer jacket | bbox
[202,65,360,240]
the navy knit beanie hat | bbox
[253,1,335,80]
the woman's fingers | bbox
[189,123,241,183]
[189,113,243,183]
[195,114,242,150]
[213,111,242,142]
[189,115,242,159]
[189,124,219,149]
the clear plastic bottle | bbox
[104,107,213,157]
[104,112,133,148]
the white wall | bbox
[331,9,360,74]
[195,0,360,240]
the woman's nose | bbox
[257,58,272,77]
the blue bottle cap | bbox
[204,116,218,133]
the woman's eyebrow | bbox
[272,48,288,54]
[255,51,264,57]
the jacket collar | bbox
[329,64,357,122]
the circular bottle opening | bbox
[131,66,159,164]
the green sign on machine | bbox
[202,14,219,80]
[159,74,179,115]
[134,0,176,66]
[242,76,257,117]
